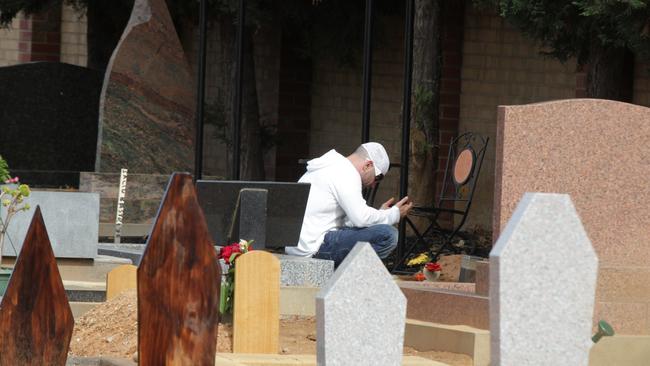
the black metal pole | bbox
[232,0,245,180]
[194,0,208,182]
[396,0,415,267]
[361,0,374,143]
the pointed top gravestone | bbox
[490,193,598,366]
[0,206,74,366]
[96,0,195,174]
[316,242,406,366]
[138,173,220,365]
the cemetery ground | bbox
[67,290,472,365]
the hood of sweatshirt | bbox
[306,149,347,172]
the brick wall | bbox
[437,1,464,203]
[0,17,21,66]
[60,4,87,66]
[275,31,312,182]
[183,20,281,180]
[459,6,577,229]
[309,15,405,206]
[19,3,62,62]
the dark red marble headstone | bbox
[138,173,220,365]
[0,207,74,366]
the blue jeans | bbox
[313,224,398,267]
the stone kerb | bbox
[493,98,650,334]
[490,193,598,366]
[316,242,406,366]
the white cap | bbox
[361,142,390,176]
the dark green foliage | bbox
[0,0,402,67]
[0,155,9,182]
[474,0,650,64]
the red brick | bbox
[19,31,32,41]
[31,54,59,62]
[46,32,60,43]
[442,106,460,119]
[31,42,60,54]
[439,93,460,105]
[19,19,31,30]
[441,66,461,79]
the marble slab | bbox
[494,99,650,334]
[1,190,99,259]
[95,0,195,174]
[490,193,597,365]
[316,242,406,365]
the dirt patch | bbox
[69,291,472,365]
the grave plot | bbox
[0,207,74,365]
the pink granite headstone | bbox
[96,0,195,174]
[493,98,650,335]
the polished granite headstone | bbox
[96,0,195,174]
[494,99,650,335]
[0,207,74,365]
[0,62,101,185]
[239,188,268,248]
[196,181,310,248]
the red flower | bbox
[425,262,442,272]
[219,243,242,264]
[413,272,426,281]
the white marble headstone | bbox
[316,242,406,366]
[490,193,598,366]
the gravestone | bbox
[233,251,280,354]
[316,242,406,365]
[490,193,597,365]
[106,264,137,300]
[494,99,650,334]
[0,191,99,259]
[196,180,310,248]
[95,0,195,174]
[138,173,220,365]
[238,189,268,248]
[0,207,74,365]
[0,62,102,187]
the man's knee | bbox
[376,224,398,246]
[371,224,398,257]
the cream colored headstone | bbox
[106,264,137,300]
[233,251,280,354]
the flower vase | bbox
[423,268,441,282]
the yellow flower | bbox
[407,253,431,266]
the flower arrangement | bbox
[423,262,442,281]
[0,156,31,265]
[218,239,253,315]
[424,262,442,272]
[406,252,443,282]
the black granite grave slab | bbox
[195,180,310,248]
[0,62,102,187]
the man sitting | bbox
[286,142,412,267]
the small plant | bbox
[218,239,253,315]
[0,155,31,266]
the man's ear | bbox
[364,160,374,171]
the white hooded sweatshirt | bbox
[285,149,400,257]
